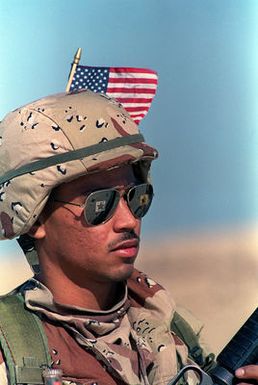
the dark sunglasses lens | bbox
[128,184,153,218]
[84,189,119,225]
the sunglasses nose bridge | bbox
[113,190,139,225]
[121,190,130,205]
[120,188,137,216]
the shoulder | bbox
[171,306,216,369]
[0,280,35,385]
[128,270,216,368]
[0,280,32,320]
[128,269,166,292]
[173,306,204,336]
[127,269,176,311]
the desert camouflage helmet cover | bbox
[0,90,158,239]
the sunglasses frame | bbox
[53,183,154,226]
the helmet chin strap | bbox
[17,234,40,275]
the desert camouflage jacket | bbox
[0,269,202,385]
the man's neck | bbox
[36,272,124,311]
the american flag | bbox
[69,66,158,124]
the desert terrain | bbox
[138,225,258,353]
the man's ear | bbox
[28,219,46,239]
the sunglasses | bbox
[54,183,154,226]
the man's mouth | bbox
[110,239,139,252]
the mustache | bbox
[107,231,140,251]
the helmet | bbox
[0,90,158,240]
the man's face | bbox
[37,164,142,285]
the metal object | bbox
[167,365,213,385]
[66,48,82,92]
[42,368,62,385]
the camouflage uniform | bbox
[0,269,201,385]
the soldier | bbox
[0,90,256,385]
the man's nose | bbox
[112,196,139,231]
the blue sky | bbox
[0,0,258,258]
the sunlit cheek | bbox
[136,221,142,237]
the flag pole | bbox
[65,48,82,92]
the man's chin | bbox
[111,265,135,282]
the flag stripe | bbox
[130,113,146,118]
[109,72,157,79]
[107,87,156,94]
[108,93,155,99]
[124,106,151,112]
[120,102,152,108]
[110,67,157,74]
[108,77,158,85]
[114,97,153,103]
[107,83,157,90]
